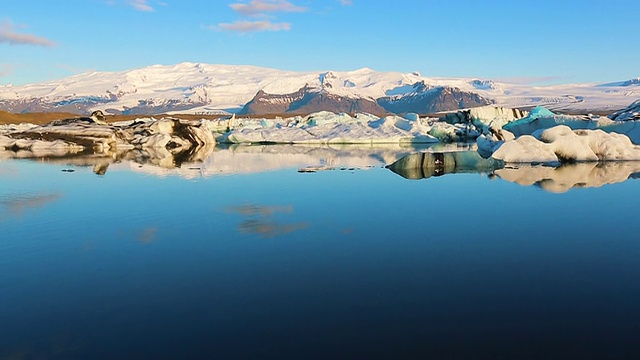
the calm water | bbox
[2,146,640,359]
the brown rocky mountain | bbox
[239,85,387,116]
[240,82,494,116]
[377,82,494,114]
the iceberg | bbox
[0,117,215,158]
[499,101,640,145]
[217,112,440,144]
[442,106,528,131]
[503,106,599,137]
[489,125,640,163]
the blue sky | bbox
[1,0,639,85]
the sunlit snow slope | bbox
[0,62,638,114]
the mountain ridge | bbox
[1,62,638,115]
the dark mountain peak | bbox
[239,86,386,116]
[377,86,493,114]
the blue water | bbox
[2,156,640,359]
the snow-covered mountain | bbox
[0,62,638,115]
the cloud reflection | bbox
[238,219,308,238]
[137,227,158,244]
[226,204,293,216]
[226,204,308,238]
[0,193,62,217]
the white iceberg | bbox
[490,125,640,163]
[217,112,440,144]
[442,105,528,131]
[502,106,600,137]
[500,102,640,145]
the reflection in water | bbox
[137,228,158,244]
[0,193,62,217]
[496,162,640,193]
[387,151,503,179]
[2,143,482,179]
[6,143,640,194]
[4,145,640,359]
[226,204,293,216]
[6,143,438,179]
[0,162,20,177]
[388,151,640,193]
[2,143,215,177]
[238,219,308,238]
[226,204,308,238]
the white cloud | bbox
[0,21,55,47]
[129,0,154,12]
[215,1,305,34]
[339,0,353,5]
[217,20,291,33]
[229,0,307,17]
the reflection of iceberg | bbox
[11,144,214,177]
[495,162,640,193]
[387,151,503,179]
[387,151,640,193]
[202,144,430,176]
[5,143,441,179]
[116,143,438,178]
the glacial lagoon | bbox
[2,144,640,359]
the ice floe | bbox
[0,117,214,158]
[503,106,600,137]
[489,125,640,163]
[216,112,440,144]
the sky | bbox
[1,0,639,86]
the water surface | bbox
[1,146,640,359]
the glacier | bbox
[1,62,639,115]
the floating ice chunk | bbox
[491,125,640,163]
[428,123,462,142]
[220,112,439,144]
[528,106,555,118]
[476,126,514,158]
[306,111,355,126]
[537,126,598,162]
[492,135,559,163]
[503,106,600,137]
[443,106,527,132]
[403,113,420,122]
